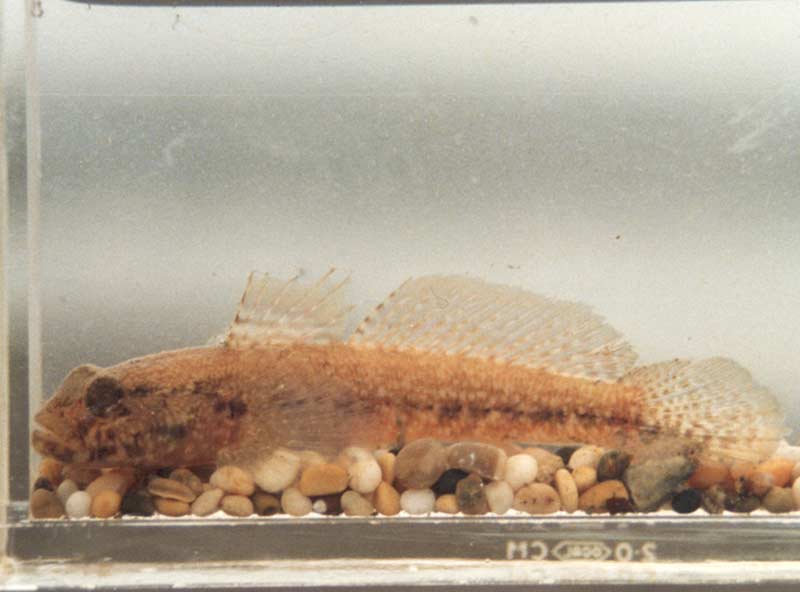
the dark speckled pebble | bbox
[596,450,631,482]
[555,446,580,466]
[431,469,469,496]
[702,485,727,514]
[725,494,761,514]
[455,473,489,515]
[671,489,702,514]
[121,489,156,516]
[606,497,634,515]
[33,477,54,492]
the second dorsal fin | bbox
[225,269,353,348]
[348,275,637,381]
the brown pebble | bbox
[726,494,761,514]
[38,459,63,486]
[169,468,205,495]
[147,477,197,503]
[455,473,489,515]
[447,442,507,480]
[523,448,564,483]
[91,490,122,518]
[253,492,282,516]
[341,491,375,516]
[513,483,561,514]
[762,487,796,513]
[374,482,401,516]
[86,471,134,499]
[209,465,255,496]
[578,480,629,513]
[571,466,598,493]
[747,471,775,497]
[395,438,448,489]
[221,495,254,517]
[30,488,65,519]
[434,494,459,514]
[596,450,630,481]
[190,488,224,516]
[702,485,728,514]
[688,460,730,489]
[311,494,342,515]
[375,451,397,485]
[154,497,190,517]
[554,469,578,513]
[299,463,349,496]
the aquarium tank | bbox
[2,0,800,589]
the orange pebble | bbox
[91,490,122,518]
[755,457,794,488]
[688,461,730,489]
[38,459,63,486]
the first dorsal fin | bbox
[225,269,353,348]
[348,275,637,381]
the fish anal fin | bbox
[349,275,636,381]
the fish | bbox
[32,270,786,470]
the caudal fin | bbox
[623,358,786,463]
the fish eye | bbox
[85,376,125,417]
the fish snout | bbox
[32,429,80,464]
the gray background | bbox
[24,2,800,434]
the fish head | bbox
[33,364,133,466]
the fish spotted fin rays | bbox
[225,269,354,348]
[349,275,638,381]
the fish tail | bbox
[623,358,786,463]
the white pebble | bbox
[775,440,800,463]
[281,487,312,517]
[400,488,435,515]
[56,479,79,506]
[484,481,514,515]
[568,446,604,470]
[503,454,538,490]
[348,459,383,494]
[793,476,800,510]
[337,446,373,467]
[252,449,301,493]
[792,461,800,482]
[65,491,92,519]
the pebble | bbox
[374,451,396,485]
[578,480,629,513]
[606,497,635,514]
[169,468,205,495]
[791,476,800,509]
[38,459,63,486]
[730,461,757,493]
[63,466,100,488]
[298,450,327,469]
[374,482,401,516]
[446,442,507,480]
[554,469,578,513]
[555,446,580,465]
[484,481,514,515]
[793,462,800,482]
[725,494,761,514]
[455,473,489,515]
[341,491,375,516]
[568,446,604,470]
[400,488,436,515]
[434,494,459,514]
[336,446,373,467]
[120,489,156,516]
[311,494,342,515]
[572,466,598,493]
[755,457,794,488]
[65,491,92,519]
[252,492,282,516]
[687,460,731,490]
[210,465,255,496]
[513,483,561,515]
[91,490,122,518]
[623,455,694,512]
[763,487,795,513]
[702,485,728,514]
[147,477,197,503]
[298,463,349,496]
[431,469,469,496]
[596,450,631,481]
[774,440,800,463]
[154,497,190,517]
[56,479,79,506]
[348,458,383,494]
[523,448,564,483]
[747,471,774,497]
[395,438,447,489]
[281,487,312,516]
[671,489,702,514]
[503,454,538,491]
[86,471,134,498]
[34,477,54,492]
[221,495,254,517]
[251,449,301,493]
[190,488,224,517]
[30,489,65,519]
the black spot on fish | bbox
[213,398,227,414]
[92,445,116,461]
[438,403,463,421]
[122,439,144,458]
[85,376,125,417]
[76,416,95,438]
[228,398,247,419]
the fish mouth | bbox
[32,428,84,464]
